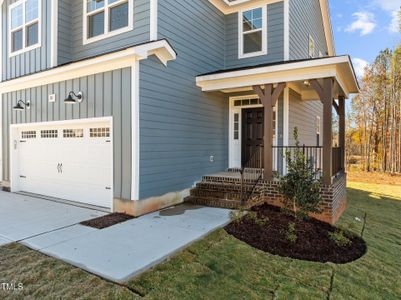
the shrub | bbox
[329,229,352,247]
[284,222,297,243]
[279,127,323,218]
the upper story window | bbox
[9,0,41,57]
[308,35,315,58]
[83,0,133,45]
[238,6,267,59]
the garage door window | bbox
[90,127,110,138]
[41,130,58,138]
[63,129,84,138]
[21,131,36,139]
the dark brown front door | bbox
[242,108,264,166]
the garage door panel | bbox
[16,121,113,209]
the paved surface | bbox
[0,191,231,283]
[0,191,106,245]
[23,204,231,282]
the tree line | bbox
[347,8,401,173]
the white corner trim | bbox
[0,92,2,182]
[238,5,267,59]
[283,0,289,60]
[82,0,134,45]
[0,40,176,93]
[50,0,58,67]
[150,0,158,40]
[319,0,335,56]
[131,61,140,201]
[0,5,3,82]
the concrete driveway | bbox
[0,191,106,246]
[0,191,231,283]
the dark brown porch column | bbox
[253,83,286,181]
[338,96,346,171]
[311,78,334,185]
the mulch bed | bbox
[225,205,367,264]
[80,213,134,229]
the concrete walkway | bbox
[0,191,106,245]
[0,191,231,283]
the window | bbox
[233,113,239,140]
[239,6,267,59]
[90,127,110,138]
[21,131,36,139]
[84,0,133,44]
[63,129,84,138]
[9,0,40,56]
[41,130,58,138]
[308,35,315,58]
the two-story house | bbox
[0,0,358,223]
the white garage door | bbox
[15,120,112,209]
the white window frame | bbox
[8,0,41,58]
[238,5,267,59]
[308,34,315,58]
[83,0,134,45]
[316,116,321,134]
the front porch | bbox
[187,56,359,224]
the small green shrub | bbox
[283,222,297,243]
[329,229,352,247]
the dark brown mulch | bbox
[80,213,134,229]
[225,204,367,264]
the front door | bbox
[242,108,264,166]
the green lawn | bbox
[1,182,400,299]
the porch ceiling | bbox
[196,56,359,100]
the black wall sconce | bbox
[13,100,30,111]
[64,91,83,104]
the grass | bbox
[1,181,400,299]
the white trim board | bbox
[150,0,158,40]
[196,56,359,98]
[50,0,58,67]
[131,61,140,201]
[0,40,176,93]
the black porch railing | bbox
[240,146,263,204]
[272,145,323,177]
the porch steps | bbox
[184,173,263,209]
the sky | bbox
[330,0,401,78]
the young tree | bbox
[279,128,322,218]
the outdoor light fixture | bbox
[64,91,83,104]
[303,80,311,87]
[13,100,30,111]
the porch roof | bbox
[196,56,359,100]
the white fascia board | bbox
[209,0,282,14]
[0,40,176,93]
[196,56,358,96]
[197,56,350,82]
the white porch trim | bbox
[0,40,176,94]
[131,61,140,201]
[196,56,359,99]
